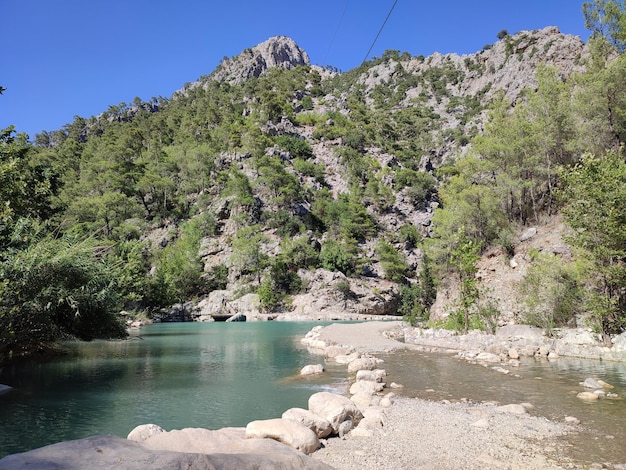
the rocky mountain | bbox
[212,36,310,84]
[161,26,588,324]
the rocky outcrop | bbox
[0,433,333,470]
[245,418,320,454]
[211,36,310,85]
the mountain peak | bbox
[211,36,310,84]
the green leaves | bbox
[558,152,626,335]
[0,234,127,361]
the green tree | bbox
[230,225,269,285]
[450,231,480,334]
[583,0,626,52]
[0,235,127,362]
[149,218,205,305]
[376,240,408,282]
[558,152,626,337]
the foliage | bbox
[257,260,302,312]
[376,240,408,282]
[558,151,626,336]
[583,0,626,52]
[0,235,127,362]
[399,257,436,326]
[320,239,357,275]
[148,218,205,306]
[519,251,582,333]
[449,232,480,334]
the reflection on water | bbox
[1,322,625,465]
[0,322,346,457]
[381,350,626,465]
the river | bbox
[1,321,625,465]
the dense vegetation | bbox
[1,0,625,361]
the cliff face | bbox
[211,36,311,84]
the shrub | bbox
[320,239,355,275]
[519,252,582,334]
[1,235,127,361]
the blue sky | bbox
[2,1,590,139]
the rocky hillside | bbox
[157,28,587,324]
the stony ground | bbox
[312,397,576,470]
[307,320,605,470]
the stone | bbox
[581,378,603,389]
[577,392,599,402]
[475,352,501,363]
[349,380,385,396]
[380,395,394,407]
[520,227,537,242]
[282,407,332,438]
[245,418,320,455]
[471,418,490,428]
[564,416,581,425]
[496,404,528,414]
[508,348,520,359]
[350,391,381,410]
[308,392,363,434]
[300,364,324,375]
[324,345,354,358]
[347,356,383,373]
[0,434,334,470]
[333,353,359,365]
[0,384,12,395]
[355,369,386,382]
[127,423,165,442]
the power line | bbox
[323,0,351,68]
[362,0,399,64]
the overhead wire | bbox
[323,0,351,68]
[362,0,399,64]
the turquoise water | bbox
[0,322,346,457]
[2,322,626,465]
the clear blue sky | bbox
[2,0,590,139]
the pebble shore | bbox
[305,321,583,470]
[313,397,575,470]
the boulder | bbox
[581,378,603,389]
[497,404,528,414]
[475,352,501,363]
[0,384,12,395]
[349,380,385,396]
[333,353,359,364]
[347,356,383,373]
[0,434,333,470]
[576,392,599,402]
[350,391,381,410]
[300,364,324,375]
[355,369,386,382]
[245,418,319,455]
[308,392,363,434]
[496,325,544,340]
[282,407,332,438]
[127,423,165,442]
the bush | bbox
[275,136,313,159]
[1,235,127,362]
[320,239,355,275]
[519,252,582,334]
[376,240,408,282]
[398,223,421,249]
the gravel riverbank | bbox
[305,321,620,470]
[313,397,575,470]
